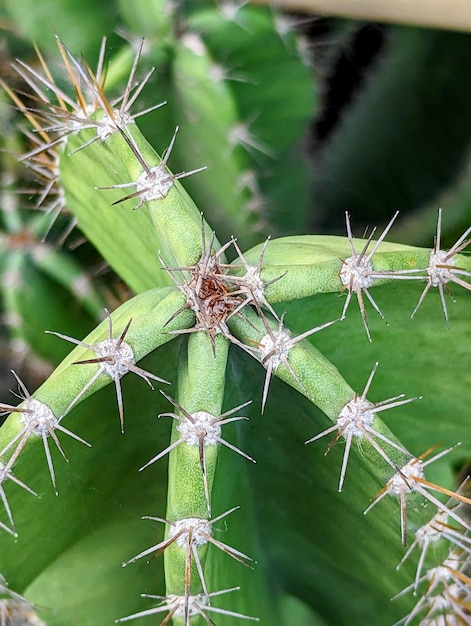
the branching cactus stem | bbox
[0,15,471,626]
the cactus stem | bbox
[411,209,471,323]
[139,392,255,514]
[116,587,259,624]
[306,362,418,492]
[364,442,471,546]
[46,311,170,433]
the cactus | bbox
[0,3,470,626]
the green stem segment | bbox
[164,331,229,596]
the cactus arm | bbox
[238,235,433,303]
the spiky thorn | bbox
[0,460,37,537]
[0,574,39,626]
[393,554,471,626]
[0,125,70,244]
[306,362,418,492]
[8,43,79,127]
[0,80,68,232]
[411,209,471,323]
[53,37,166,153]
[9,37,165,155]
[218,237,284,321]
[159,226,243,351]
[101,126,206,209]
[271,9,316,47]
[0,371,90,495]
[46,310,169,433]
[123,507,253,624]
[124,507,252,569]
[21,132,61,203]
[139,392,255,515]
[228,117,275,160]
[14,127,73,241]
[0,77,62,156]
[2,57,70,238]
[7,40,102,156]
[218,0,251,26]
[0,574,29,603]
[207,61,252,88]
[339,211,424,341]
[397,496,471,594]
[364,442,471,546]
[255,313,339,413]
[0,600,45,626]
[116,587,259,625]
